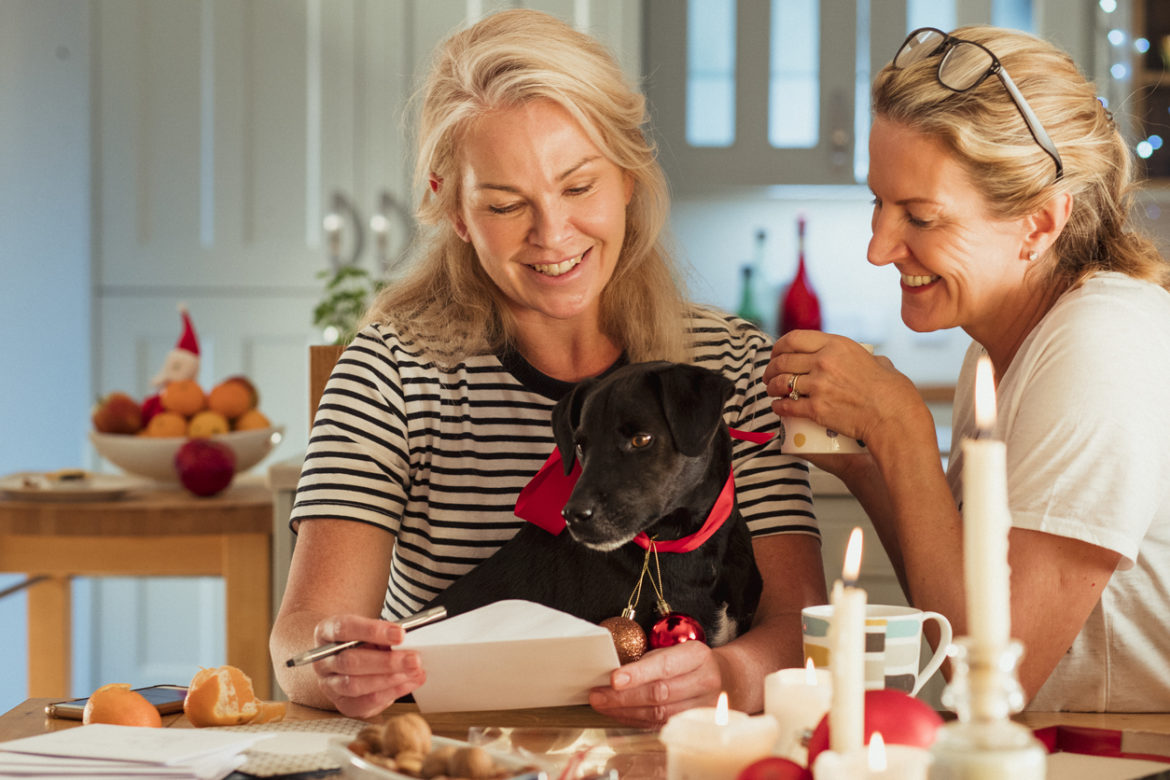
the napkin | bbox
[401,599,620,712]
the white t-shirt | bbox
[947,272,1170,711]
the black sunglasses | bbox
[893,27,1064,181]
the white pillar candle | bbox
[764,659,833,762]
[659,692,780,780]
[813,732,932,779]
[829,527,866,753]
[962,355,1012,654]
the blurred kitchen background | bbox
[3,0,1170,711]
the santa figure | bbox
[151,304,201,388]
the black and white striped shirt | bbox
[291,307,817,619]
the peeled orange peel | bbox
[183,665,286,727]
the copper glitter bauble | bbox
[649,612,706,648]
[600,616,648,664]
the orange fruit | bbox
[160,379,207,417]
[82,683,163,727]
[208,379,254,420]
[183,665,286,727]
[187,410,230,438]
[143,411,188,437]
[234,408,271,431]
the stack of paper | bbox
[0,723,270,779]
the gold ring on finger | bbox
[788,373,803,401]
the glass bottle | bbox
[778,213,822,336]
[736,230,766,328]
[928,638,1047,779]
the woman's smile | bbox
[529,248,587,277]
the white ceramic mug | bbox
[779,417,866,454]
[779,343,872,455]
[801,603,952,696]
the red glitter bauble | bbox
[649,612,706,648]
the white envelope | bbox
[400,600,620,712]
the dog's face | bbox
[551,362,734,551]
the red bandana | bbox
[513,428,774,553]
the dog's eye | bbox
[630,433,653,449]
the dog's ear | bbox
[653,364,735,457]
[551,378,596,474]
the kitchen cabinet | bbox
[642,0,1097,191]
[643,0,908,190]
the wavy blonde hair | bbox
[872,25,1169,291]
[360,9,689,365]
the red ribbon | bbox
[513,427,773,553]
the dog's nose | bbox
[562,505,592,526]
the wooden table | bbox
[0,480,274,699]
[2,698,1170,778]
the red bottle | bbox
[779,213,822,335]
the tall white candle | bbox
[829,527,866,753]
[962,355,1012,653]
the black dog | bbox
[425,362,763,647]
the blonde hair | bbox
[361,9,690,365]
[872,25,1169,291]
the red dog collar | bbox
[513,428,773,553]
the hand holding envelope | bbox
[401,600,621,712]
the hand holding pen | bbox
[285,606,447,667]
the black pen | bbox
[284,606,447,667]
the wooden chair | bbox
[309,344,345,427]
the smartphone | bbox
[44,684,189,720]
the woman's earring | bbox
[1026,250,1038,261]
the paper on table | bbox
[400,599,620,712]
[0,724,264,780]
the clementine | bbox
[208,379,254,420]
[183,665,286,727]
[143,411,188,438]
[82,683,163,727]
[160,379,207,417]
[234,408,271,431]
[187,410,230,438]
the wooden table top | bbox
[6,695,1170,746]
[0,478,274,536]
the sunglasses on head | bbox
[892,27,1064,181]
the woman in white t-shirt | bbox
[766,25,1170,710]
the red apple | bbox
[92,392,143,434]
[806,689,943,767]
[174,439,236,497]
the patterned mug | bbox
[801,603,952,695]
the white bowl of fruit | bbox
[89,376,283,489]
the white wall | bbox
[0,0,93,713]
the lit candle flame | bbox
[714,692,729,726]
[843,527,863,584]
[868,731,887,771]
[975,354,997,435]
[805,657,817,685]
